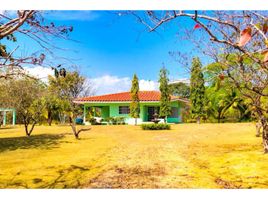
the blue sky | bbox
[4,11,205,94]
[44,11,194,79]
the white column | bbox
[83,105,86,124]
[12,110,16,126]
[3,111,6,126]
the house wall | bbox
[101,106,110,119]
[109,103,130,118]
[142,106,148,121]
[83,101,182,124]
[167,101,181,123]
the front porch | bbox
[82,104,149,124]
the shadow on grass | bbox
[0,133,66,153]
[0,127,15,130]
[2,164,92,189]
[44,165,91,189]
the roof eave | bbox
[74,99,187,104]
[74,100,160,104]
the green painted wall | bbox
[109,103,130,118]
[83,101,182,123]
[101,106,110,119]
[142,106,148,121]
[167,101,181,123]
[167,117,180,123]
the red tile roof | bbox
[75,91,186,103]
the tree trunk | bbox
[135,118,137,126]
[24,122,36,137]
[256,120,262,137]
[69,115,91,139]
[0,115,3,127]
[196,116,200,124]
[23,116,36,137]
[71,123,79,139]
[217,114,221,123]
[47,110,52,126]
[69,116,79,139]
[217,110,221,123]
[261,119,268,153]
[24,124,30,136]
[254,98,268,153]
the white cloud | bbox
[21,70,159,95]
[91,75,159,95]
[169,78,190,85]
[24,66,54,82]
[139,79,159,91]
[91,75,131,95]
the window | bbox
[119,106,130,114]
[169,107,179,118]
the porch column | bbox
[3,111,6,126]
[83,104,86,124]
[12,110,16,126]
[140,105,144,122]
[93,107,96,117]
[179,107,183,123]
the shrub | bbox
[116,117,125,125]
[106,117,125,125]
[141,123,171,130]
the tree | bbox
[169,82,190,98]
[48,71,91,139]
[134,11,268,152]
[0,83,9,127]
[0,78,46,136]
[203,61,253,123]
[189,57,206,124]
[206,84,239,123]
[44,93,62,126]
[0,10,73,79]
[130,74,140,125]
[159,66,171,123]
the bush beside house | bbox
[141,123,171,130]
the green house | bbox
[74,91,188,125]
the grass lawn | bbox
[0,123,267,189]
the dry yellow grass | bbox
[0,123,267,188]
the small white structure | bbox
[126,118,143,125]
[94,117,102,124]
[0,108,16,126]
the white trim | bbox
[171,98,189,104]
[74,99,186,104]
[0,108,16,111]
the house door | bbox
[147,107,159,121]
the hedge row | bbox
[141,123,171,130]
